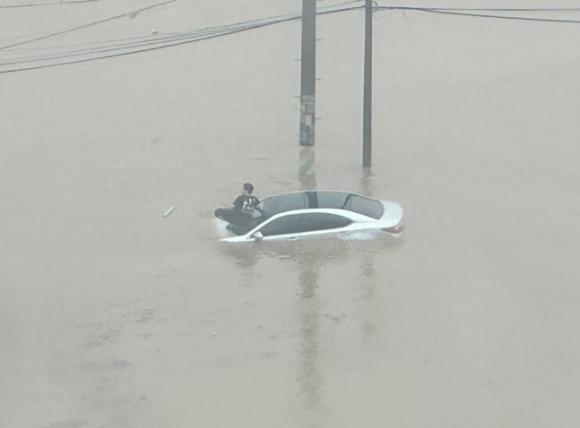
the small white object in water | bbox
[163,206,175,217]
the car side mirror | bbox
[252,231,264,242]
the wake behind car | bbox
[215,190,404,243]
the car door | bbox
[254,212,353,241]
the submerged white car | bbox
[216,190,404,243]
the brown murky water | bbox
[2,1,580,427]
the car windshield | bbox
[257,191,384,220]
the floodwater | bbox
[2,1,580,427]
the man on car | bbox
[215,183,260,231]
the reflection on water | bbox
[216,238,399,272]
[358,258,377,301]
[217,238,326,412]
[357,166,374,197]
[215,241,262,270]
[296,257,322,411]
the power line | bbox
[0,0,177,51]
[375,6,580,25]
[0,14,299,72]
[0,0,100,8]
[0,3,361,73]
[381,6,580,12]
[3,3,580,73]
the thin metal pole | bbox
[299,0,316,147]
[362,0,373,166]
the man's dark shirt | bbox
[233,194,260,212]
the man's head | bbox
[243,183,254,194]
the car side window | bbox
[258,213,352,236]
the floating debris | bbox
[163,206,175,217]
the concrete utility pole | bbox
[299,0,316,188]
[362,0,373,167]
[299,0,316,148]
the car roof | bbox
[258,190,385,220]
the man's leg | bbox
[215,208,234,222]
[230,210,252,227]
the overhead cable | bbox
[3,3,580,73]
